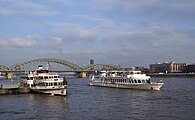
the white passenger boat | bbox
[88,70,164,90]
[20,66,67,96]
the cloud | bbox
[0,22,194,66]
[10,37,36,47]
[0,35,37,48]
[0,0,57,16]
[46,21,195,53]
[94,0,195,24]
[53,22,194,66]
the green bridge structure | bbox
[0,58,122,79]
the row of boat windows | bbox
[102,79,150,84]
[28,76,60,80]
[37,82,64,86]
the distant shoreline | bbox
[147,73,195,78]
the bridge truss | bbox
[83,64,121,71]
[0,64,9,71]
[0,58,121,71]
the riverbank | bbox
[148,73,195,78]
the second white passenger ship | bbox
[88,70,164,90]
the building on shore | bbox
[150,62,186,73]
[134,66,150,73]
[183,64,195,73]
[123,67,149,74]
[89,59,94,70]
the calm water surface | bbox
[0,78,194,120]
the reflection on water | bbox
[26,94,67,120]
[0,78,194,120]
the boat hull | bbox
[88,81,163,90]
[30,87,67,96]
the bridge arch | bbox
[0,64,9,71]
[83,64,121,71]
[9,58,82,71]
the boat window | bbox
[54,82,57,86]
[54,76,58,78]
[38,76,44,79]
[142,80,146,83]
[44,76,48,79]
[131,80,134,83]
[138,80,141,83]
[49,76,52,79]
[49,83,53,86]
[60,82,62,85]
[146,79,151,84]
[38,83,45,86]
[134,80,137,83]
[129,80,131,83]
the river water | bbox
[0,77,194,120]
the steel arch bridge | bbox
[9,58,82,71]
[0,58,121,71]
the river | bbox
[0,77,194,120]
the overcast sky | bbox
[0,0,195,68]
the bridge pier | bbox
[6,72,13,79]
[77,72,87,78]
